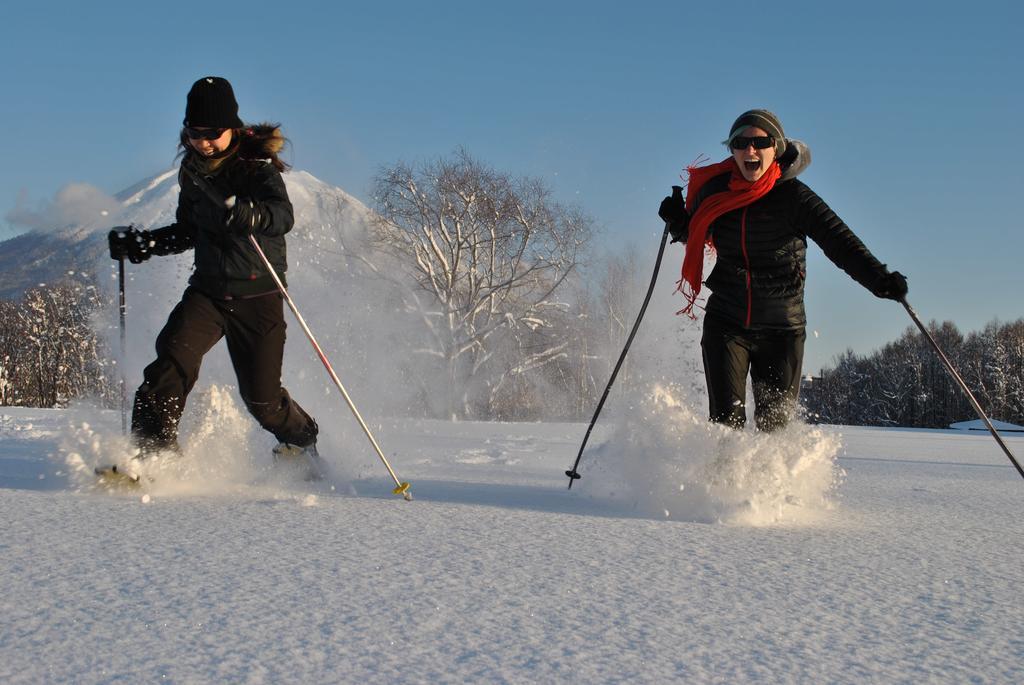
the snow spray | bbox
[60,385,352,497]
[577,384,844,525]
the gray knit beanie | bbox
[725,109,786,159]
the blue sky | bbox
[2,0,1021,373]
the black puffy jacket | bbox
[689,141,888,330]
[148,126,294,298]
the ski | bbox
[271,442,327,482]
[94,463,142,485]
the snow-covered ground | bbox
[2,395,1023,684]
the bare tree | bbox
[371,149,592,419]
[0,300,16,405]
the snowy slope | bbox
[2,398,1023,684]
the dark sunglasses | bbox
[185,127,228,140]
[730,135,774,150]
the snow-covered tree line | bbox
[0,281,116,408]
[803,319,1024,428]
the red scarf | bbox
[677,157,782,317]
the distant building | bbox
[949,419,1024,433]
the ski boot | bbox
[272,441,326,481]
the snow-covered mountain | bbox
[0,167,428,430]
[0,168,376,300]
[0,225,106,300]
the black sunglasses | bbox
[185,127,228,140]
[730,135,774,150]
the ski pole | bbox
[900,298,1024,480]
[565,187,679,489]
[245,234,411,499]
[118,256,128,435]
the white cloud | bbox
[5,183,120,232]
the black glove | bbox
[108,226,154,264]
[872,270,908,301]
[658,186,688,243]
[225,197,267,236]
[108,227,132,260]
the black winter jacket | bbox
[148,127,294,298]
[685,141,888,330]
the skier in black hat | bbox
[109,76,320,471]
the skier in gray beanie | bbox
[657,108,908,431]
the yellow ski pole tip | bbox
[393,482,412,500]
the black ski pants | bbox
[700,316,805,432]
[132,287,318,451]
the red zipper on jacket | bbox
[741,206,752,328]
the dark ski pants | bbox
[132,287,318,451]
[700,316,806,432]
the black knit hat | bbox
[726,109,786,159]
[183,76,244,129]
